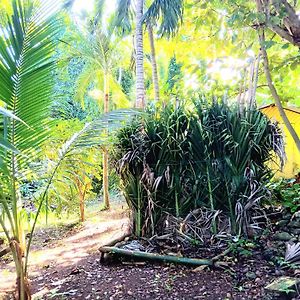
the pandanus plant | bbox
[114,100,285,238]
[62,0,132,210]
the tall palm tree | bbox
[136,0,146,107]
[116,0,184,106]
[64,4,130,209]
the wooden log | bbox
[99,246,213,266]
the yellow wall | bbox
[260,105,300,178]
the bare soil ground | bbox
[1,206,300,300]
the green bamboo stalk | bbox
[100,246,213,266]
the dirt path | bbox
[1,208,300,300]
[0,208,130,298]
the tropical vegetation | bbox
[0,0,300,299]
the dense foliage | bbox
[115,100,285,237]
[271,178,300,214]
[1,0,300,298]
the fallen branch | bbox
[99,231,131,262]
[0,246,10,257]
[211,247,231,262]
[99,246,214,266]
[100,232,131,249]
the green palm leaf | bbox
[143,0,184,37]
[0,0,60,174]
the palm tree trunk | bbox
[79,195,84,222]
[258,29,300,152]
[77,180,85,222]
[135,0,145,108]
[10,240,31,300]
[103,73,110,209]
[118,67,122,84]
[76,178,85,222]
[147,25,160,102]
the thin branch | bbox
[258,27,300,152]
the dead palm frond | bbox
[285,242,300,264]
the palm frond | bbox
[95,0,106,23]
[74,63,98,108]
[115,0,134,36]
[285,242,300,264]
[60,109,138,157]
[62,0,76,9]
[143,0,184,37]
[0,0,60,174]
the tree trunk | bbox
[75,177,84,222]
[249,54,261,109]
[238,67,247,116]
[103,73,110,209]
[79,200,84,222]
[118,67,122,85]
[258,29,300,153]
[102,148,109,209]
[147,25,160,103]
[78,183,85,222]
[247,59,255,108]
[10,240,31,300]
[135,0,145,108]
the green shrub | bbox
[271,179,300,213]
[113,100,285,237]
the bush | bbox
[270,178,300,213]
[113,100,285,237]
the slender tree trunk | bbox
[238,67,247,116]
[135,0,145,108]
[118,67,122,85]
[103,73,110,209]
[258,29,300,152]
[102,149,109,209]
[247,59,255,108]
[79,191,85,222]
[76,178,85,222]
[147,25,160,102]
[249,54,261,109]
[76,175,90,222]
[10,240,31,300]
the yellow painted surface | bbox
[260,105,300,178]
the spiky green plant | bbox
[114,99,285,238]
